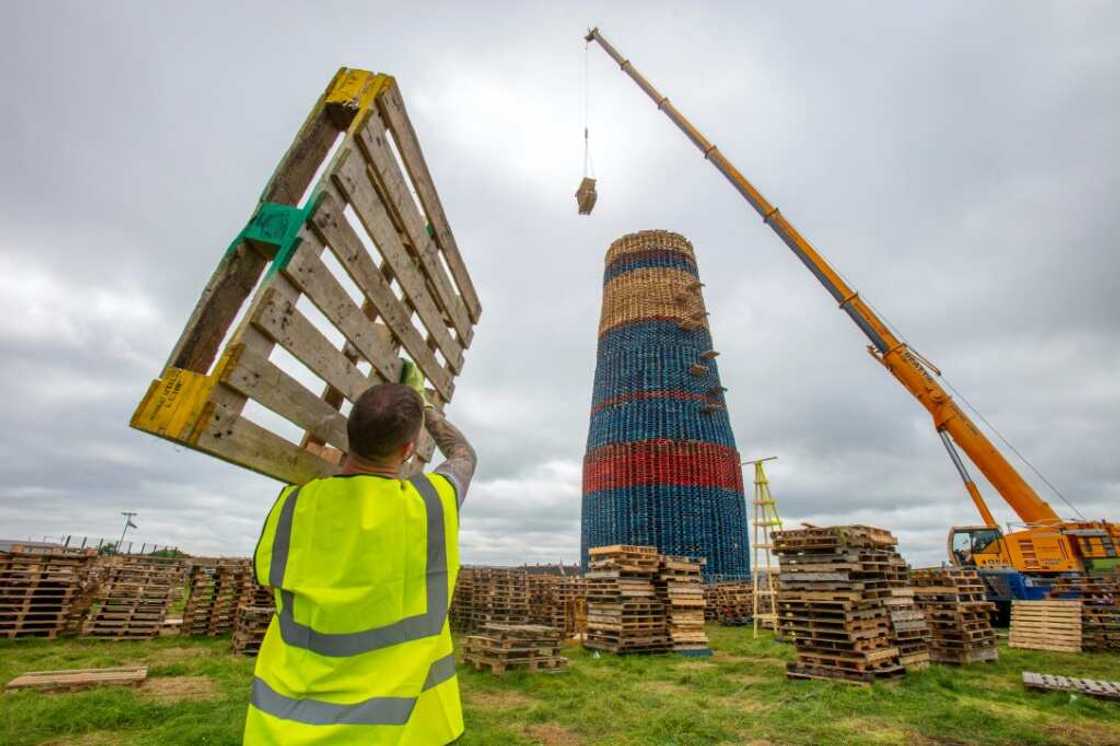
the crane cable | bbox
[583,40,595,179]
[857,292,1085,521]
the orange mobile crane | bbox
[585,27,1120,584]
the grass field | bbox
[3,627,1120,745]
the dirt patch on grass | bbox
[639,680,689,696]
[138,675,220,702]
[522,723,584,746]
[1043,721,1120,746]
[41,733,125,746]
[714,694,771,713]
[674,661,716,672]
[463,689,537,710]
[833,717,933,745]
[726,673,770,687]
[144,646,213,665]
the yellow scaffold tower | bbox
[745,457,783,638]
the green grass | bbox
[2,628,1120,745]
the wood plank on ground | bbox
[6,666,148,692]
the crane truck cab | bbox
[948,525,1050,623]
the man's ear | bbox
[400,440,416,462]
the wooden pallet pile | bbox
[883,552,931,670]
[232,572,275,656]
[463,623,567,675]
[82,557,181,640]
[657,556,709,655]
[182,560,248,636]
[584,545,670,655]
[911,567,998,664]
[703,584,718,622]
[709,581,753,626]
[0,548,95,639]
[527,575,588,637]
[1009,600,1082,653]
[450,567,530,633]
[528,575,567,631]
[1050,574,1120,652]
[774,525,905,684]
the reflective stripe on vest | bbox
[250,652,457,726]
[271,475,449,657]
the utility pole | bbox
[118,512,138,553]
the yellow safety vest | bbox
[244,473,463,745]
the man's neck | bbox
[341,453,402,478]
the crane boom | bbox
[585,27,1061,528]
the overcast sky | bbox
[1,2,1117,568]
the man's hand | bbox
[399,360,428,407]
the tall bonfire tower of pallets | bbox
[581,229,750,580]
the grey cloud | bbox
[1,1,1117,570]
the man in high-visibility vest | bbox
[245,364,476,744]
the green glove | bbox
[399,360,428,406]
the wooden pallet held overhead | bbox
[130,68,482,483]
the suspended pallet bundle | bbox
[575,177,598,214]
[130,68,481,483]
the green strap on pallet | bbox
[227,195,322,276]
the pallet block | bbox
[130,68,481,484]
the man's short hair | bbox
[347,383,423,460]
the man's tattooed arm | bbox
[426,408,476,506]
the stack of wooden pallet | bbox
[182,560,249,636]
[1010,600,1082,653]
[463,623,568,675]
[703,584,718,622]
[529,575,589,637]
[584,545,670,655]
[0,548,95,639]
[774,525,905,684]
[82,557,181,640]
[709,581,753,625]
[1050,574,1120,652]
[450,567,530,633]
[528,575,567,631]
[657,556,709,655]
[883,552,931,670]
[233,573,275,656]
[911,567,998,664]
